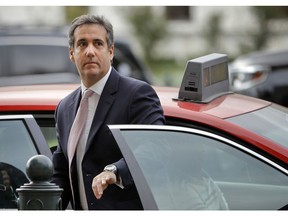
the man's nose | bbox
[85,44,95,57]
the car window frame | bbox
[0,114,52,160]
[108,124,288,210]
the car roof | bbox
[0,84,270,117]
[0,84,77,111]
[155,86,270,119]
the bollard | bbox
[16,155,63,210]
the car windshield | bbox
[226,103,288,149]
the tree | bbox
[65,6,89,23]
[124,6,168,63]
[203,13,222,52]
[249,6,288,51]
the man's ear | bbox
[109,45,114,62]
[69,48,75,63]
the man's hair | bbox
[68,14,114,49]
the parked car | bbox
[229,48,288,107]
[0,26,153,86]
[0,54,287,210]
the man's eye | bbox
[78,42,86,47]
[95,42,103,46]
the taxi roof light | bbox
[177,53,231,103]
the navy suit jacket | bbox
[52,68,165,210]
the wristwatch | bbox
[103,164,117,176]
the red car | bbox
[0,53,287,210]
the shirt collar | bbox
[81,66,112,95]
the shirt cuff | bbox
[115,174,124,189]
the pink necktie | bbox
[67,89,94,163]
[67,89,94,202]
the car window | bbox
[0,48,3,74]
[7,45,74,75]
[115,128,288,210]
[39,126,58,152]
[0,119,36,209]
[33,115,57,153]
[227,103,288,149]
[0,120,38,172]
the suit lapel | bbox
[64,87,81,158]
[67,87,82,124]
[85,69,119,152]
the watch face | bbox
[104,164,117,174]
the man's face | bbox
[69,23,114,87]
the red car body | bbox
[0,83,287,165]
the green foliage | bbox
[65,6,89,23]
[203,13,222,51]
[254,6,288,19]
[149,58,184,86]
[248,6,288,52]
[124,6,168,63]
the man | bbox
[52,14,165,210]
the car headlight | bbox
[229,65,269,91]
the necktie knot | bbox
[82,89,94,100]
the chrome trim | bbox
[108,124,288,175]
[0,114,34,120]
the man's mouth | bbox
[84,61,97,66]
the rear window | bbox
[4,45,74,76]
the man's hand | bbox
[92,171,117,199]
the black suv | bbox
[229,49,288,107]
[0,26,153,86]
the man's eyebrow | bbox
[76,38,87,43]
[76,38,104,43]
[93,38,104,42]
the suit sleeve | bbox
[128,82,165,125]
[51,104,72,209]
[115,82,165,188]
